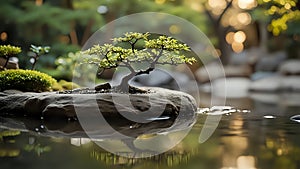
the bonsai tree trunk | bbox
[116,67,154,93]
[3,55,12,68]
[117,72,136,92]
[3,57,9,68]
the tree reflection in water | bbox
[1,104,300,169]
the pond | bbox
[1,91,300,169]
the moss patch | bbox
[52,80,80,91]
[0,69,56,92]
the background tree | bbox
[252,0,300,58]
[0,0,104,68]
[202,0,233,65]
[82,32,196,92]
[1,0,208,77]
[200,0,258,64]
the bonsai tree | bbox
[30,45,50,70]
[0,45,21,69]
[82,32,196,92]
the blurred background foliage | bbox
[0,0,299,80]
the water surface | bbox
[1,93,300,169]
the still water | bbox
[1,92,300,169]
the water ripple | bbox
[196,106,251,116]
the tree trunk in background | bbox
[259,21,268,53]
[217,27,232,65]
[203,0,233,66]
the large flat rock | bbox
[0,87,197,138]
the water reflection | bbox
[1,94,300,169]
[0,130,21,158]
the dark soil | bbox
[58,83,150,94]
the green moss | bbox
[52,80,80,91]
[0,69,56,92]
[0,45,21,57]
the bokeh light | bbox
[232,41,244,53]
[169,25,181,34]
[237,12,252,25]
[0,32,8,41]
[155,0,166,5]
[237,156,256,169]
[208,0,226,8]
[233,31,246,43]
[237,0,257,9]
[97,6,108,14]
[226,32,235,44]
[35,0,43,6]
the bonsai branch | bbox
[3,55,11,68]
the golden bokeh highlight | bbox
[237,156,256,169]
[208,0,227,9]
[226,31,247,53]
[35,0,43,6]
[229,16,238,27]
[237,0,257,9]
[233,31,246,43]
[232,41,244,53]
[226,32,235,44]
[237,12,252,25]
[190,2,203,12]
[0,32,8,41]
[155,0,166,5]
[169,25,181,34]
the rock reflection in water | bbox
[1,93,300,169]
[0,101,196,157]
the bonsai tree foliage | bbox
[82,32,196,92]
[30,45,50,70]
[0,45,21,68]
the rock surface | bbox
[195,61,252,83]
[250,92,300,106]
[0,87,197,138]
[279,59,300,75]
[201,77,251,98]
[0,57,19,69]
[255,51,287,72]
[249,75,300,92]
